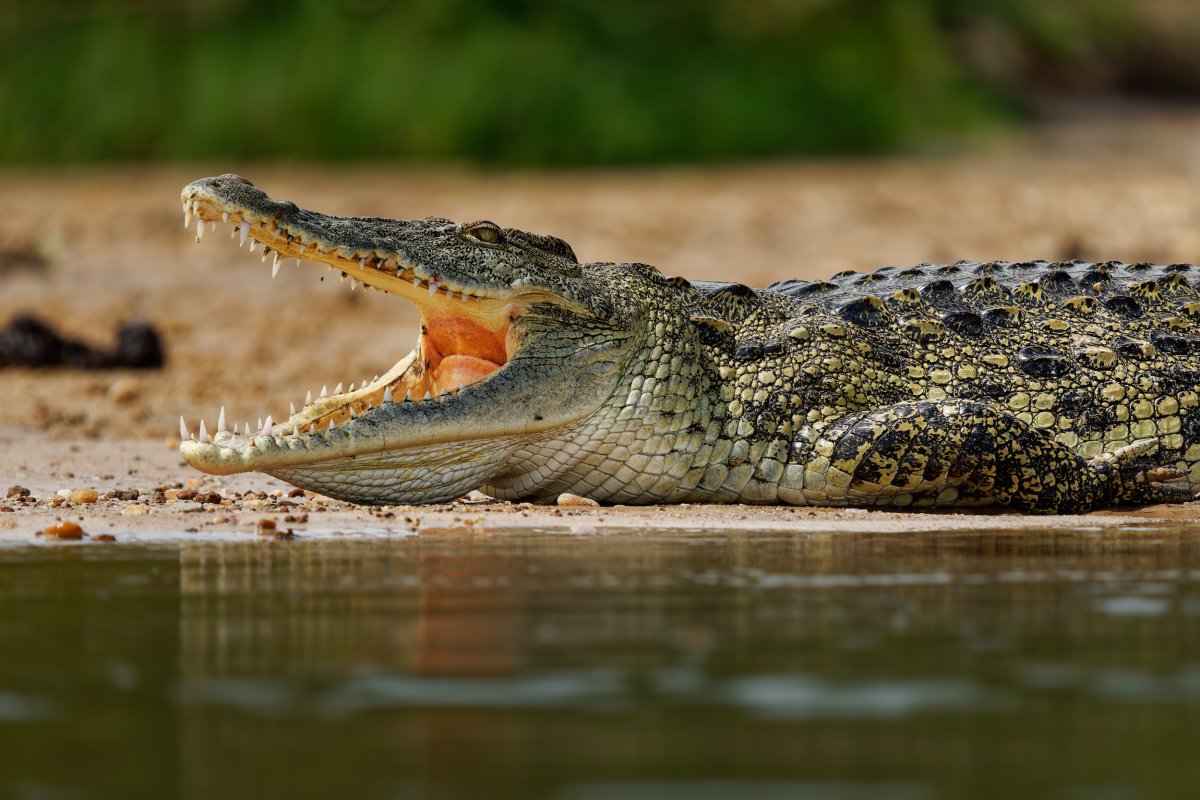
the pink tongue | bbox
[431,354,501,393]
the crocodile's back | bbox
[694,259,1200,495]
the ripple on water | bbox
[1093,596,1171,616]
[177,669,1016,720]
[718,675,1005,719]
[0,692,53,721]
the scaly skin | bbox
[178,174,1199,513]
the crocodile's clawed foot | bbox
[1090,437,1196,504]
[1141,480,1196,504]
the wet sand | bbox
[5,110,1200,531]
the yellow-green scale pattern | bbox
[527,259,1199,513]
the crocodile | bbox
[177,174,1200,513]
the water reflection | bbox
[0,526,1197,798]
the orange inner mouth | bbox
[422,315,510,396]
[312,311,513,428]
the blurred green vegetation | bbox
[1,0,1197,165]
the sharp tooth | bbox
[272,252,281,278]
[292,425,299,437]
[423,390,432,401]
[233,422,240,436]
[290,402,296,416]
[349,406,356,418]
[413,276,422,289]
[404,390,412,402]
[229,225,237,239]
[179,416,189,440]
[261,246,271,263]
[329,419,336,430]
[350,278,357,291]
[262,415,273,433]
[299,243,306,255]
[196,218,204,240]
[239,221,250,246]
[209,221,216,233]
[218,406,226,433]
[275,227,283,237]
[249,240,258,253]
[428,281,438,296]
[305,390,313,405]
[384,386,393,403]
[199,419,210,444]
[335,382,343,394]
[320,385,328,399]
[348,382,356,392]
[222,212,229,223]
[184,200,193,228]
[359,257,365,268]
[257,417,262,431]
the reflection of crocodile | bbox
[178,174,1200,512]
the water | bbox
[0,525,1197,799]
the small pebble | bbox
[43,521,84,540]
[256,518,276,535]
[6,485,30,499]
[171,501,203,513]
[68,489,99,504]
[557,492,599,507]
[94,534,117,543]
[107,377,139,403]
[121,504,150,516]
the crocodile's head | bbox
[178,174,636,503]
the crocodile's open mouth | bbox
[178,184,519,450]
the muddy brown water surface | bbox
[0,525,1197,799]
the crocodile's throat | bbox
[178,182,518,452]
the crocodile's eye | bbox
[464,221,504,245]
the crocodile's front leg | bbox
[779,400,1190,513]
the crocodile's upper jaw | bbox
[177,175,625,503]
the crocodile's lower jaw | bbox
[176,185,527,492]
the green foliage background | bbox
[1,0,1196,165]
